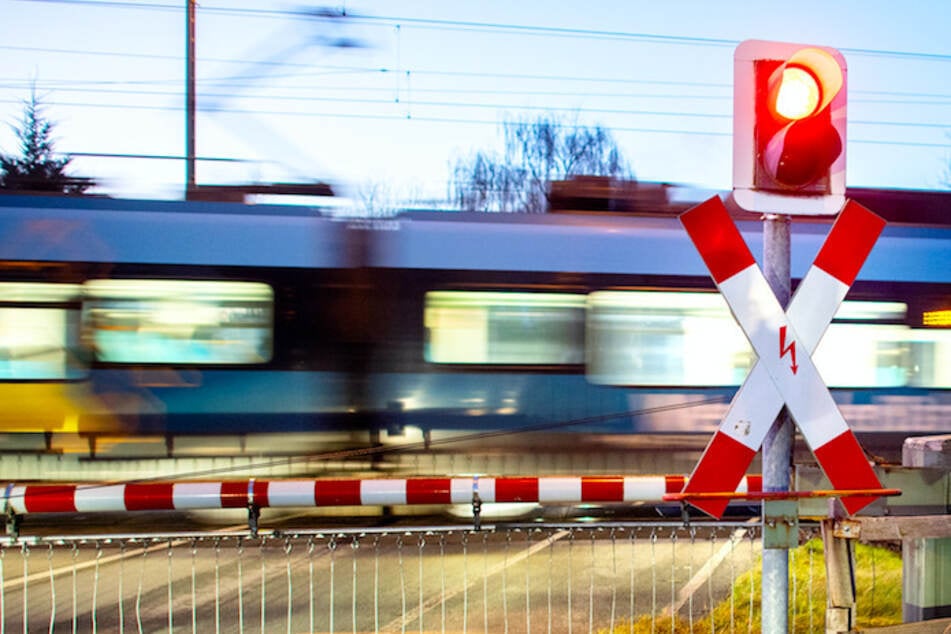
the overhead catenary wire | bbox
[4,0,949,183]
[13,0,951,64]
[2,98,946,149]
[5,71,951,106]
[4,74,951,112]
[2,44,951,104]
[8,92,950,133]
[0,45,947,147]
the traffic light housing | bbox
[733,40,847,215]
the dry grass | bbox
[602,538,902,633]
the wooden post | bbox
[823,513,858,633]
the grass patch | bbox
[603,538,902,633]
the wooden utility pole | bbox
[185,0,196,194]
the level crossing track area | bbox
[0,429,916,487]
[0,193,948,460]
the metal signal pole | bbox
[761,212,793,633]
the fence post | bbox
[822,504,858,633]
[902,435,951,622]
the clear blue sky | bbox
[2,0,950,201]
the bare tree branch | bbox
[449,113,633,213]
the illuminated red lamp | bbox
[733,40,847,215]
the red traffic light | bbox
[774,67,821,120]
[733,40,847,216]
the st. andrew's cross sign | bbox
[677,196,886,519]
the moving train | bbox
[0,190,948,452]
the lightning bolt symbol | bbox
[779,325,798,375]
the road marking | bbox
[380,530,571,633]
[663,520,758,617]
[0,521,256,591]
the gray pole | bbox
[185,0,196,194]
[761,212,792,632]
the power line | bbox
[0,90,736,122]
[66,151,247,162]
[3,98,947,148]
[5,1,950,158]
[0,85,945,131]
[13,1,739,47]
[3,80,949,114]
[3,45,951,107]
[1,81,736,103]
[13,0,951,64]
[15,0,180,12]
[0,44,734,89]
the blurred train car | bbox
[364,202,951,437]
[0,196,357,442]
[0,193,948,451]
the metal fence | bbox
[0,522,761,634]
[0,521,794,634]
[0,518,912,633]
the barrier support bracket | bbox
[680,502,692,527]
[246,477,260,538]
[248,504,260,538]
[2,483,18,539]
[4,508,19,539]
[763,499,798,549]
[471,490,482,532]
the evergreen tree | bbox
[0,90,92,194]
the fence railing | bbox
[1,518,917,633]
[0,523,777,634]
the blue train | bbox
[0,191,948,448]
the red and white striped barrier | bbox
[679,197,884,518]
[3,475,763,515]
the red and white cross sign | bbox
[679,196,885,518]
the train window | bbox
[586,294,950,389]
[0,283,84,380]
[814,323,912,387]
[81,280,273,365]
[814,301,910,388]
[586,291,753,386]
[833,301,907,322]
[424,291,585,364]
[814,301,949,388]
[905,328,951,388]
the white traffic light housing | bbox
[733,40,847,215]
